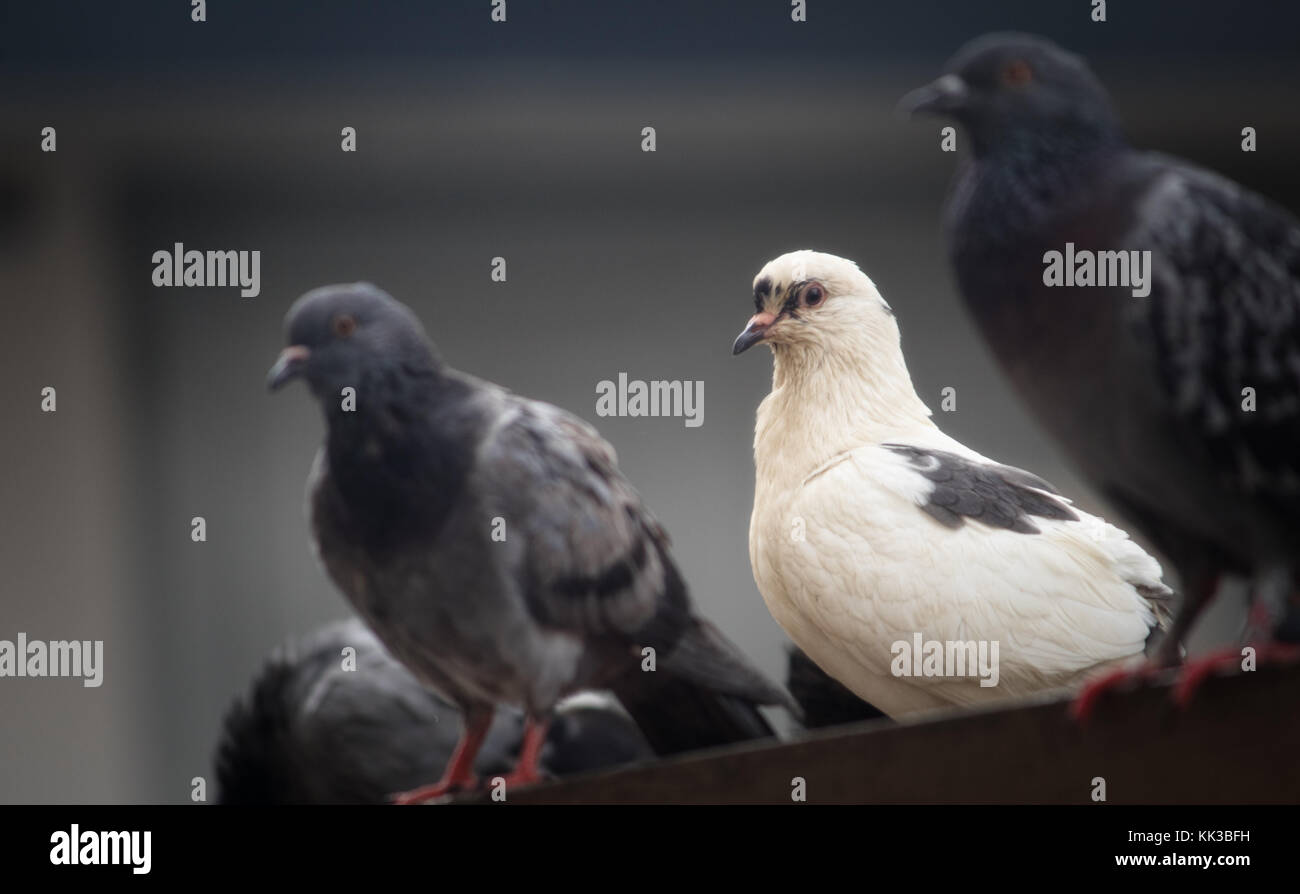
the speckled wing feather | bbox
[472,395,796,722]
[474,398,690,644]
[1129,156,1300,517]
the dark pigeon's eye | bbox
[800,284,825,307]
[1000,59,1034,87]
[333,314,357,338]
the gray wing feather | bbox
[883,444,1078,534]
[1129,158,1300,511]
[473,399,678,639]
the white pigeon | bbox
[733,249,1173,718]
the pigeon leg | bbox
[391,708,494,804]
[1068,662,1163,724]
[499,716,550,789]
[1171,571,1300,705]
[1070,570,1221,723]
[1171,641,1300,708]
[1151,570,1220,667]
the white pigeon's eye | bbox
[799,283,825,308]
[333,314,357,338]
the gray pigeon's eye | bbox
[800,284,825,307]
[333,314,357,338]
[1000,59,1034,87]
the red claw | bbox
[1171,642,1300,708]
[390,709,494,804]
[1069,663,1161,724]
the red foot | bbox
[1172,642,1300,708]
[390,777,479,805]
[1070,663,1162,724]
[390,708,494,805]
[493,717,550,794]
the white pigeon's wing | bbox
[765,444,1167,709]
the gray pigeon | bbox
[903,33,1300,664]
[215,619,653,804]
[268,283,794,801]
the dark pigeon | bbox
[267,283,796,801]
[215,619,652,804]
[903,33,1300,660]
[786,647,887,730]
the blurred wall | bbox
[1,0,1297,802]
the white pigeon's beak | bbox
[267,345,311,390]
[732,311,777,356]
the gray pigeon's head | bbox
[268,283,438,396]
[901,33,1121,156]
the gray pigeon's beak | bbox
[267,345,311,391]
[732,311,776,356]
[898,74,968,116]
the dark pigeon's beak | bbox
[732,311,776,356]
[267,345,311,391]
[898,74,968,117]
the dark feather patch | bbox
[1131,162,1300,512]
[883,444,1078,534]
[553,536,650,601]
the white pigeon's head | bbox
[733,250,896,358]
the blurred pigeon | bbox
[215,619,652,804]
[786,646,886,729]
[268,283,795,801]
[734,250,1171,717]
[903,33,1300,665]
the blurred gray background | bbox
[2,0,1297,802]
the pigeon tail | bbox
[663,618,801,716]
[602,616,799,755]
[608,667,779,757]
[214,652,301,804]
